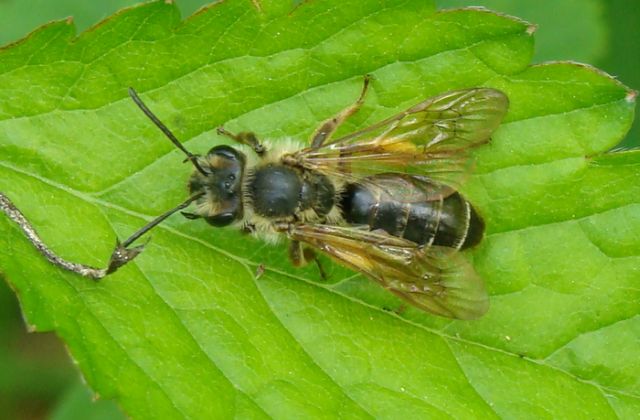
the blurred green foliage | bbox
[0,0,212,46]
[440,0,609,63]
[0,0,637,418]
[438,0,640,147]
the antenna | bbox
[128,87,208,176]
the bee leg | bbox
[242,224,256,234]
[288,240,304,266]
[383,303,408,315]
[216,127,265,156]
[310,74,373,148]
[305,247,327,280]
[288,239,327,280]
[254,263,265,279]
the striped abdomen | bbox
[340,174,484,250]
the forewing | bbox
[293,88,508,195]
[289,224,489,319]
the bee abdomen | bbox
[341,177,484,250]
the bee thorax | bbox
[250,165,301,217]
[248,163,337,221]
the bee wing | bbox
[289,223,489,319]
[294,88,508,197]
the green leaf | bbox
[0,0,638,418]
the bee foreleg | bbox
[310,74,372,148]
[216,127,265,156]
[288,239,327,280]
[242,224,256,234]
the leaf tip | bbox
[164,0,173,4]
[626,89,638,104]
[65,16,74,25]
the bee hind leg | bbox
[310,74,373,148]
[288,239,327,280]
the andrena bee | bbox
[0,76,508,319]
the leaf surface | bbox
[0,0,638,418]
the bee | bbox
[0,76,508,319]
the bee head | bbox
[189,145,246,226]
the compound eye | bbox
[204,212,236,227]
[207,145,243,162]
